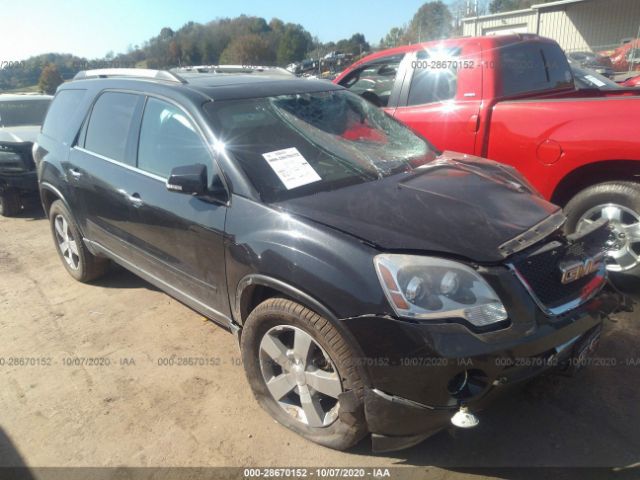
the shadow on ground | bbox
[0,428,35,480]
[91,265,160,291]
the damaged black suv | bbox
[35,69,621,452]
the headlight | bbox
[374,254,508,327]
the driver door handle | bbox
[68,168,83,179]
[118,189,144,207]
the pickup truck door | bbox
[392,44,483,156]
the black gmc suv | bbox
[35,68,621,452]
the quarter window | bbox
[84,92,142,165]
[407,49,459,106]
[42,90,86,141]
[137,98,211,179]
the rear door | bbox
[393,44,483,155]
[68,90,144,258]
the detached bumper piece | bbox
[365,388,450,453]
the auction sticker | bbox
[262,147,321,190]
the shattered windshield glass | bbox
[205,89,437,202]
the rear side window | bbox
[84,92,142,165]
[42,90,86,141]
[137,98,212,179]
[407,49,459,106]
[499,42,573,96]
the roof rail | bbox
[171,65,293,76]
[73,68,186,83]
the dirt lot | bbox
[0,207,639,477]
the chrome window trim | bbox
[75,88,232,198]
[73,146,166,183]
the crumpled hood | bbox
[0,125,40,144]
[274,152,560,263]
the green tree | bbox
[335,33,370,55]
[276,24,313,64]
[381,27,405,48]
[38,64,63,94]
[404,1,453,43]
[219,34,275,65]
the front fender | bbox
[225,195,389,324]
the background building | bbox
[462,0,640,53]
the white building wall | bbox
[462,0,640,52]
[462,10,537,37]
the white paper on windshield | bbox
[262,147,322,190]
[584,75,606,87]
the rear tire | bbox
[564,181,640,288]
[0,189,21,217]
[48,200,109,282]
[240,298,367,450]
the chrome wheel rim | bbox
[259,325,342,428]
[54,214,80,270]
[577,203,640,272]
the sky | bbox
[0,0,456,62]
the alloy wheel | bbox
[577,203,640,272]
[54,214,80,270]
[258,325,342,428]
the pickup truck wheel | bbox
[564,182,640,281]
[240,298,367,450]
[49,200,109,282]
[0,189,21,217]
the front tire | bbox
[240,298,367,450]
[48,200,109,282]
[564,181,640,286]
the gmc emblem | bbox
[560,253,605,285]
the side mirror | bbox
[167,164,207,195]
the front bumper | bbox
[340,288,621,451]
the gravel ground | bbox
[0,207,638,479]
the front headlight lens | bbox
[374,254,508,327]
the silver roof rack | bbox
[73,68,186,83]
[171,65,293,76]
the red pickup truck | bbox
[335,34,640,285]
